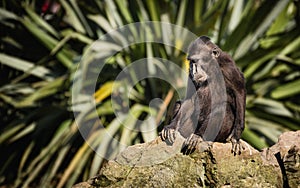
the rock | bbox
[261,131,300,187]
[115,131,185,167]
[73,131,300,188]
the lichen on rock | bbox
[73,131,300,188]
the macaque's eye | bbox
[212,47,220,58]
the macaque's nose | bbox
[190,59,197,64]
[192,63,198,74]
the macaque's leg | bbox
[161,101,181,143]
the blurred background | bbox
[0,0,299,187]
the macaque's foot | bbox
[160,128,177,144]
[181,134,203,155]
[230,138,244,156]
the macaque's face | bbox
[187,38,220,85]
[189,58,208,83]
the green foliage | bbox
[0,0,299,187]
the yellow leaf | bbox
[94,81,119,103]
[183,57,189,73]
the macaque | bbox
[161,36,246,155]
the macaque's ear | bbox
[212,47,220,58]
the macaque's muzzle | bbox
[190,60,208,83]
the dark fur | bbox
[161,36,246,155]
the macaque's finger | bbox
[161,129,166,141]
[186,140,194,154]
[231,140,236,155]
[161,130,164,140]
[169,129,176,143]
[182,138,189,155]
[165,129,170,141]
[186,144,194,155]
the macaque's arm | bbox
[222,60,246,154]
